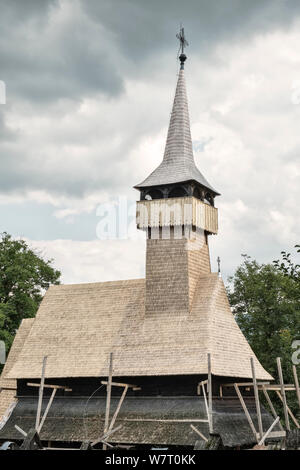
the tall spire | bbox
[135,28,219,196]
[162,61,194,167]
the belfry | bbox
[0,29,281,450]
[135,28,219,314]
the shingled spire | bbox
[135,28,219,198]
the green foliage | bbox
[0,232,61,371]
[227,246,300,422]
[273,245,300,282]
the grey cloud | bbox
[0,110,16,141]
[0,0,57,23]
[0,0,299,287]
[82,0,300,62]
[2,0,300,107]
[0,111,143,197]
[1,0,300,201]
[0,0,123,104]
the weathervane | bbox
[176,25,189,69]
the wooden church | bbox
[0,31,281,450]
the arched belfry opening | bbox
[193,186,202,201]
[144,188,163,200]
[168,185,188,198]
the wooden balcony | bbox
[136,196,218,234]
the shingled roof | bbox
[5,274,272,380]
[0,318,34,423]
[135,68,220,195]
[0,396,281,448]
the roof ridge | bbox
[48,278,145,289]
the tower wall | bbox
[187,231,211,308]
[145,229,211,314]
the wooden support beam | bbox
[35,356,47,431]
[91,425,122,447]
[234,383,258,442]
[292,364,300,410]
[219,381,271,397]
[257,430,286,441]
[38,388,57,433]
[276,357,290,431]
[27,382,72,391]
[15,424,27,437]
[275,391,299,428]
[80,441,92,450]
[221,381,269,388]
[251,357,263,440]
[101,380,140,391]
[124,418,209,423]
[190,424,208,442]
[261,385,284,431]
[197,380,208,396]
[201,382,209,424]
[216,382,296,398]
[0,386,17,391]
[258,384,295,391]
[20,427,43,450]
[108,385,128,432]
[82,439,113,449]
[99,440,114,448]
[45,447,80,451]
[207,353,213,434]
[103,352,113,450]
[258,417,280,446]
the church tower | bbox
[0,27,277,450]
[135,28,220,314]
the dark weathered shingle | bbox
[0,396,281,448]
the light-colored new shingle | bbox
[135,69,219,195]
[5,275,272,381]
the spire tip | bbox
[176,26,189,69]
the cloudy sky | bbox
[0,0,299,284]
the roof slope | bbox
[0,318,34,421]
[0,396,280,447]
[135,69,219,195]
[6,275,271,380]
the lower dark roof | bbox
[0,396,281,448]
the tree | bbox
[273,245,300,282]
[0,232,61,372]
[227,247,300,420]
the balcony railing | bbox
[136,196,218,234]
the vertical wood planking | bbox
[136,197,218,233]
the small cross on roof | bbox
[176,26,189,55]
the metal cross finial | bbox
[217,256,221,276]
[176,25,188,55]
[176,25,189,69]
